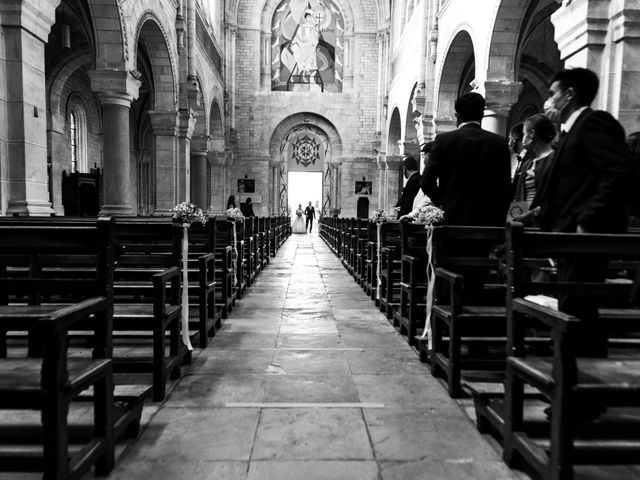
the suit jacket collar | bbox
[457,121,481,130]
[562,106,590,133]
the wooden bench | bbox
[363,221,378,298]
[210,217,235,317]
[504,229,640,479]
[474,223,640,479]
[393,222,430,346]
[353,219,369,285]
[0,218,144,479]
[425,225,507,397]
[378,221,402,317]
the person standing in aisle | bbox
[305,201,316,233]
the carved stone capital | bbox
[89,70,141,105]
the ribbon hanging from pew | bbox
[420,225,435,350]
[181,224,194,351]
[231,222,238,286]
[376,222,382,300]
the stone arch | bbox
[135,14,178,109]
[269,112,342,216]
[47,49,95,130]
[85,0,127,69]
[209,99,224,151]
[404,83,419,144]
[269,112,343,160]
[486,0,559,81]
[388,107,402,156]
[436,28,476,123]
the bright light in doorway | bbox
[288,171,322,216]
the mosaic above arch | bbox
[271,0,344,92]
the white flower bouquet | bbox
[414,204,445,226]
[172,201,207,225]
[369,209,387,223]
[226,207,245,222]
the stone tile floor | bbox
[3,232,529,480]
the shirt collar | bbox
[561,106,588,133]
[457,121,481,129]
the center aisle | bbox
[107,232,526,480]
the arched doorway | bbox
[282,125,328,218]
[269,113,342,217]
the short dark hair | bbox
[552,68,599,106]
[525,114,557,144]
[455,92,485,122]
[509,122,524,142]
[245,197,252,204]
[402,155,418,171]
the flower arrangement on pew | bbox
[413,202,445,349]
[171,202,207,352]
[172,201,207,226]
[226,207,245,222]
[369,209,388,223]
[225,207,244,287]
[414,203,445,227]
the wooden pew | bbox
[392,222,430,346]
[0,219,137,478]
[354,219,369,285]
[365,221,380,300]
[378,221,402,317]
[424,225,506,397]
[211,217,235,317]
[0,217,188,401]
[498,223,640,480]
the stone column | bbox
[377,156,388,212]
[269,159,280,215]
[483,80,522,136]
[610,3,640,131]
[207,151,226,214]
[190,149,208,209]
[1,1,56,215]
[177,109,197,202]
[89,71,140,216]
[551,0,609,72]
[386,155,403,210]
[148,110,178,214]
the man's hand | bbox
[398,215,414,223]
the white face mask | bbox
[544,90,571,124]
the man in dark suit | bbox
[395,155,421,218]
[420,92,511,227]
[535,68,633,359]
[420,92,511,306]
[304,201,315,233]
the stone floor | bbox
[5,232,529,480]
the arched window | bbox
[271,0,344,93]
[67,98,88,173]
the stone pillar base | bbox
[99,204,135,216]
[6,200,54,216]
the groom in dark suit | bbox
[420,92,511,227]
[534,68,633,359]
[304,202,315,233]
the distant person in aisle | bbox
[292,204,306,233]
[305,201,316,233]
[241,197,255,217]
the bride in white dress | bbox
[292,204,306,234]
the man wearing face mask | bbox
[537,68,633,364]
[395,155,421,219]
